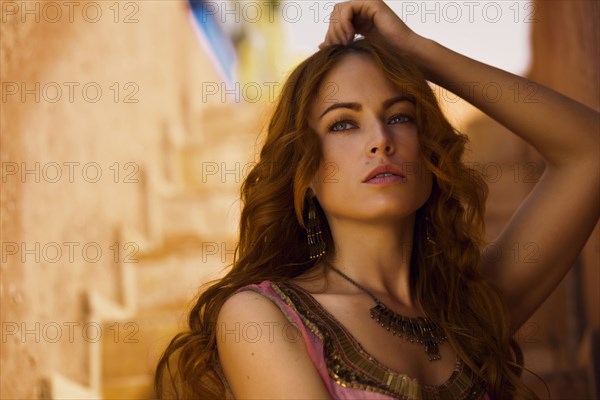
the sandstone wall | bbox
[0,1,250,397]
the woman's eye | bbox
[389,114,413,124]
[328,120,356,132]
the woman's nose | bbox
[368,122,395,156]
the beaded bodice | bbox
[273,280,489,400]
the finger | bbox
[323,24,345,46]
[337,3,357,43]
[332,3,356,44]
[320,1,359,47]
[325,3,346,45]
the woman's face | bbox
[308,53,433,224]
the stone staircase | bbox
[39,102,264,399]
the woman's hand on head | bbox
[318,0,423,55]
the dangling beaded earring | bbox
[306,189,326,260]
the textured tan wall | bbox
[1,1,223,397]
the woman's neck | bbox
[322,215,417,307]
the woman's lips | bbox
[365,174,407,184]
[363,164,406,183]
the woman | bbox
[155,1,599,398]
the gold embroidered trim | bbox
[271,281,488,400]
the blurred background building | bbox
[0,0,598,398]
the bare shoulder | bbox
[216,289,297,367]
[217,289,293,345]
[216,289,331,399]
[218,289,281,322]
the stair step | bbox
[101,306,186,379]
[135,247,230,310]
[161,192,240,238]
[40,374,101,399]
[102,375,154,399]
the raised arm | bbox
[410,37,599,332]
[320,0,600,332]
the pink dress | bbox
[216,280,492,400]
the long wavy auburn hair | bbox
[154,38,541,399]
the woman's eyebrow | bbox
[383,95,415,109]
[318,102,361,120]
[318,95,415,120]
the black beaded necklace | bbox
[326,261,448,362]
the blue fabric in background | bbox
[188,0,237,84]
